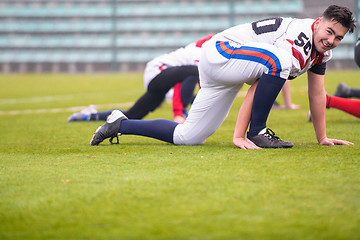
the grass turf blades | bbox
[0,72,359,240]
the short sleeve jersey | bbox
[213,17,332,79]
[150,43,201,68]
[144,35,212,87]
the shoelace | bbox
[263,128,280,141]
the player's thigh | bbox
[173,84,242,145]
[241,42,292,79]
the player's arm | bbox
[233,80,261,149]
[282,80,300,109]
[307,71,353,145]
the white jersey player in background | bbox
[68,35,212,124]
[90,5,355,149]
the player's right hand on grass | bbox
[319,137,354,146]
[233,137,262,150]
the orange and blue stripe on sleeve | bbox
[216,41,282,77]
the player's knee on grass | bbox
[173,125,213,145]
[173,135,207,145]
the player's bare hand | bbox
[233,137,262,149]
[272,103,300,110]
[285,103,300,110]
[319,137,354,146]
[173,115,186,124]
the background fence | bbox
[0,0,358,73]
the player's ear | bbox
[313,17,322,31]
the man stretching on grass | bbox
[90,5,355,149]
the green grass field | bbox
[0,71,359,240]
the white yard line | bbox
[0,90,248,115]
[0,102,134,115]
[0,95,75,105]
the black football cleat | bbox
[246,128,294,148]
[90,110,128,146]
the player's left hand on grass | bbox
[233,137,262,150]
[272,103,300,110]
[285,103,300,110]
[319,137,354,146]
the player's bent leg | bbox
[120,119,178,143]
[173,84,241,145]
[333,82,351,98]
[125,91,165,119]
[126,66,199,119]
[180,76,199,109]
[326,94,360,118]
[247,74,294,148]
[245,46,293,148]
[248,73,287,136]
[90,110,179,145]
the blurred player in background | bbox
[68,35,212,124]
[90,5,355,149]
[272,80,300,110]
[323,85,360,119]
[355,37,360,67]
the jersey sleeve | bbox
[309,62,327,75]
[308,50,331,75]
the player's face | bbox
[313,17,348,53]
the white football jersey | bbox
[143,43,201,88]
[150,43,201,68]
[213,17,332,79]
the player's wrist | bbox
[317,136,327,144]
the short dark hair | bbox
[322,5,356,33]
